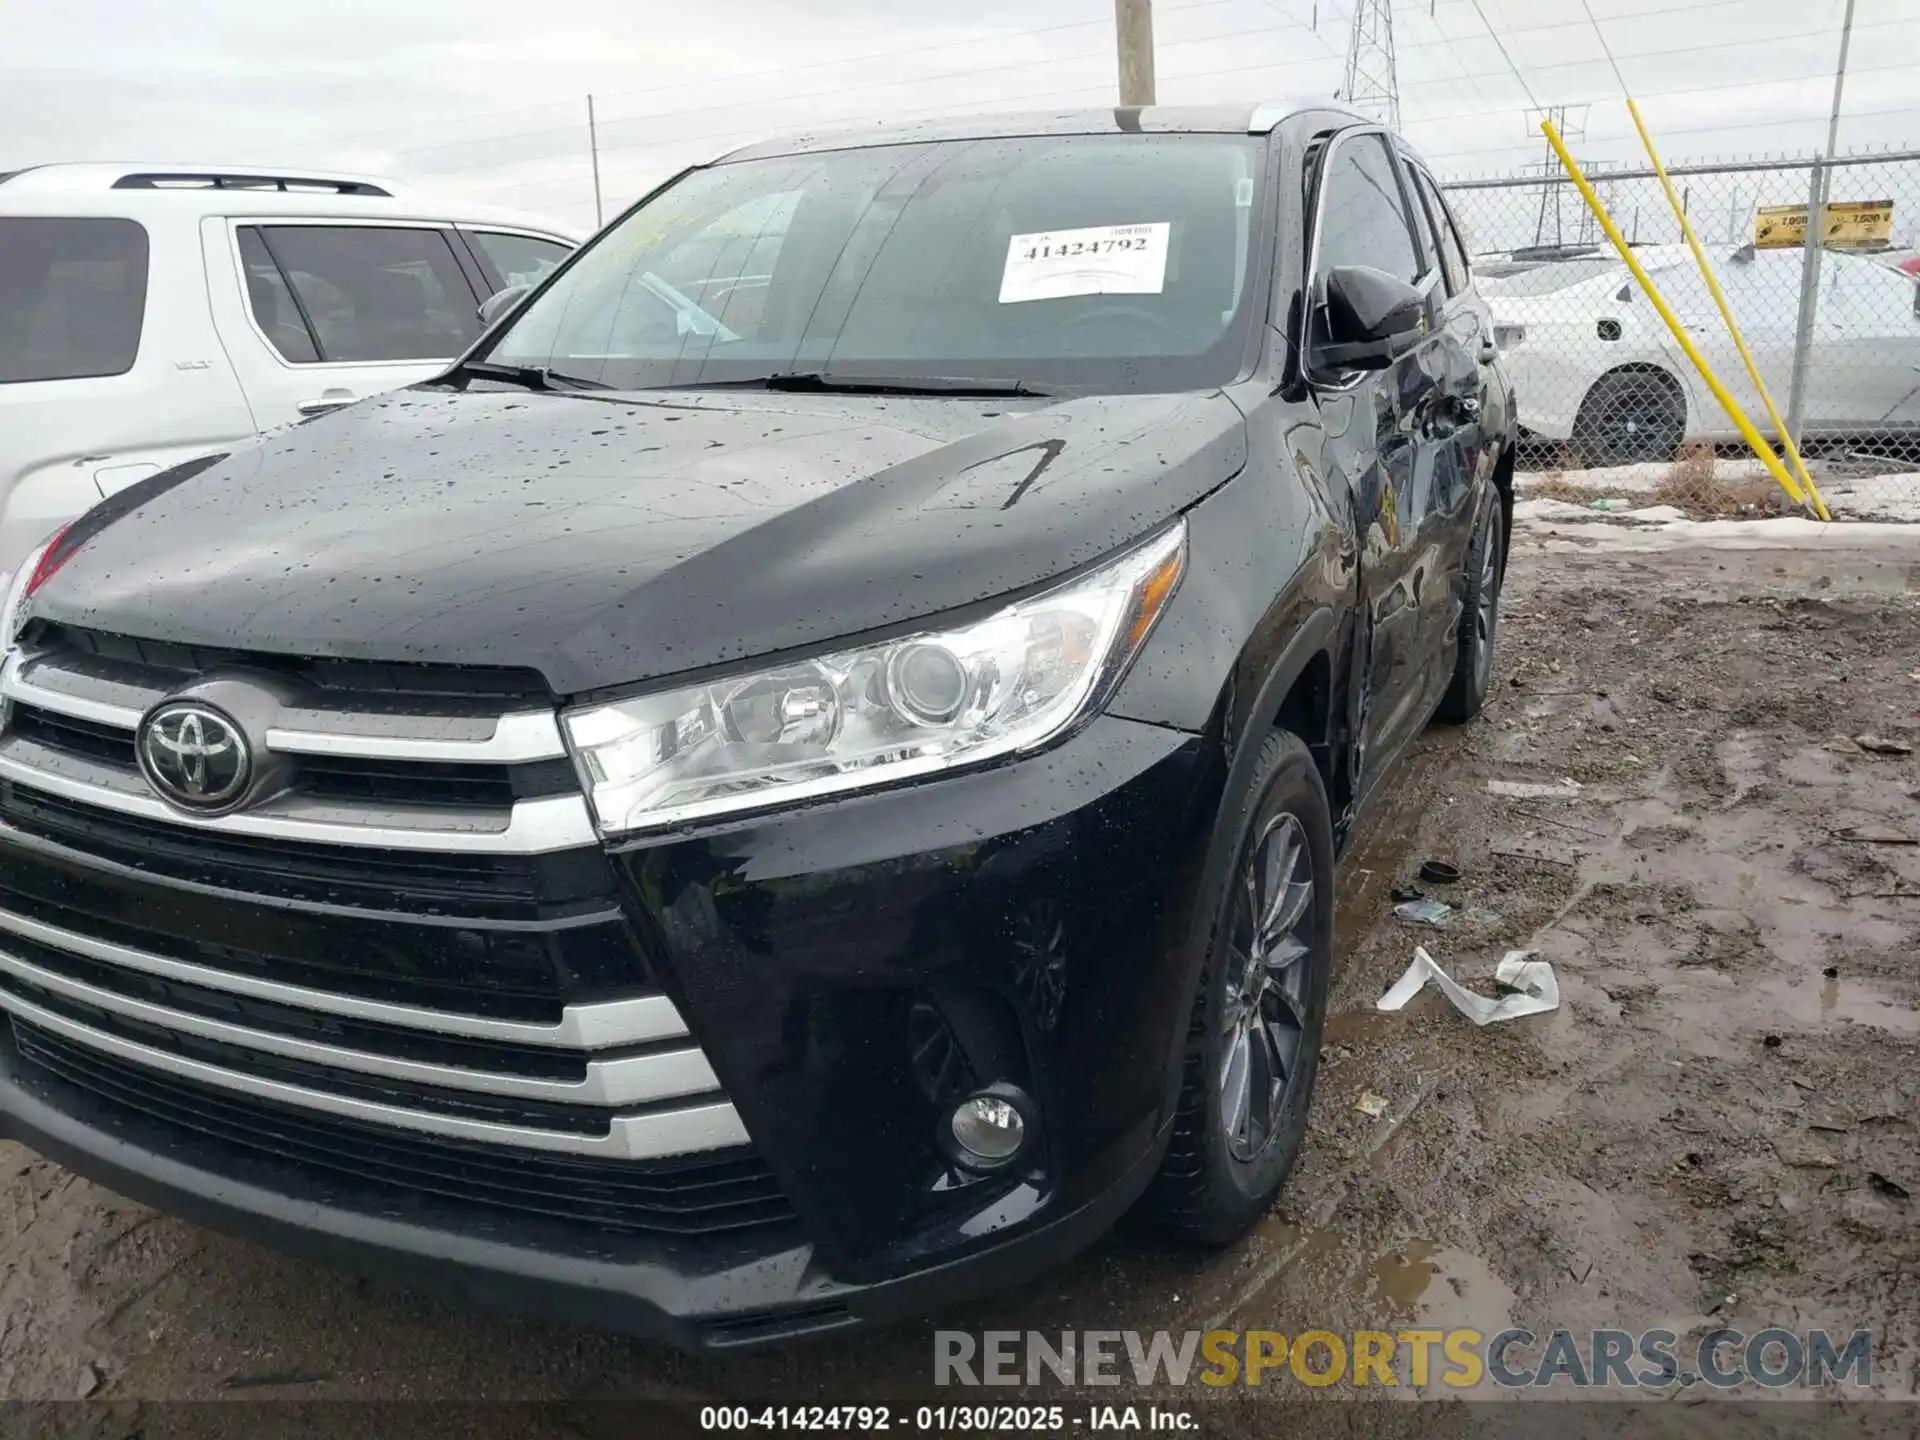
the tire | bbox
[1435,498,1503,724]
[1571,370,1685,467]
[1142,730,1334,1245]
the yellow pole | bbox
[1539,118,1827,521]
[1626,99,1832,520]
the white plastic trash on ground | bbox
[1376,946,1560,1026]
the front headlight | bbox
[0,536,53,656]
[564,521,1187,835]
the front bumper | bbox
[0,713,1219,1346]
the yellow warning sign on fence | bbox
[1754,199,1894,250]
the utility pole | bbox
[1785,0,1857,448]
[586,94,605,229]
[1339,0,1400,130]
[1114,0,1156,106]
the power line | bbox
[426,3,1917,208]
[1408,49,1920,128]
[436,7,1920,181]
[1405,0,1501,119]
[283,0,1849,170]
[1580,0,1631,97]
[400,10,1372,170]
[1424,99,1920,165]
[1248,0,1344,57]
[1345,15,1918,96]
[253,0,1252,161]
[1473,0,1544,112]
[466,39,1920,201]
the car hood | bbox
[30,385,1246,695]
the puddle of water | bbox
[1367,1239,1520,1396]
[1756,973,1920,1035]
[1656,968,1920,1047]
[1370,1238,1443,1314]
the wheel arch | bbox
[1492,440,1516,573]
[1577,361,1689,426]
[1156,608,1339,1119]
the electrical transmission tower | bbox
[1526,104,1591,249]
[1340,0,1400,130]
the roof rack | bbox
[109,171,393,196]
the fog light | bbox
[946,1088,1030,1171]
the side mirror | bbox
[1312,265,1429,371]
[477,284,530,328]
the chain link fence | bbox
[1442,152,1920,521]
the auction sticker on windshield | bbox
[999,222,1171,303]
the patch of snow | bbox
[1513,498,1691,526]
[1515,509,1920,550]
[1513,498,1598,522]
[1813,472,1920,523]
[1517,459,1920,522]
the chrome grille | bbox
[0,627,751,1168]
[0,898,748,1160]
[9,1022,796,1237]
[0,642,596,852]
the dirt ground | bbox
[2,515,1917,1436]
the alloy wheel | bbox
[1219,811,1317,1163]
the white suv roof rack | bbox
[0,163,400,198]
[108,171,394,196]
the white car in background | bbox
[0,164,578,571]
[1483,244,1920,465]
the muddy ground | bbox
[2,516,1917,1437]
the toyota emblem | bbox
[138,702,252,810]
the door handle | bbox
[297,390,355,418]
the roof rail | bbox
[109,171,393,196]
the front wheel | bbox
[1435,499,1504,724]
[1142,730,1334,1245]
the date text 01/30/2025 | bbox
[699,1404,1198,1431]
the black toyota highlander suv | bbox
[0,103,1513,1349]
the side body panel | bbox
[0,213,253,572]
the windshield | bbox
[484,133,1267,392]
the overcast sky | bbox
[5,0,1913,235]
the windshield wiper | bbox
[438,359,612,392]
[678,372,1055,398]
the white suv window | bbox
[467,231,570,291]
[0,217,149,383]
[239,225,480,363]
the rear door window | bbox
[465,231,572,292]
[239,225,480,363]
[0,217,149,383]
[1410,168,1471,297]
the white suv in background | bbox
[0,164,578,570]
